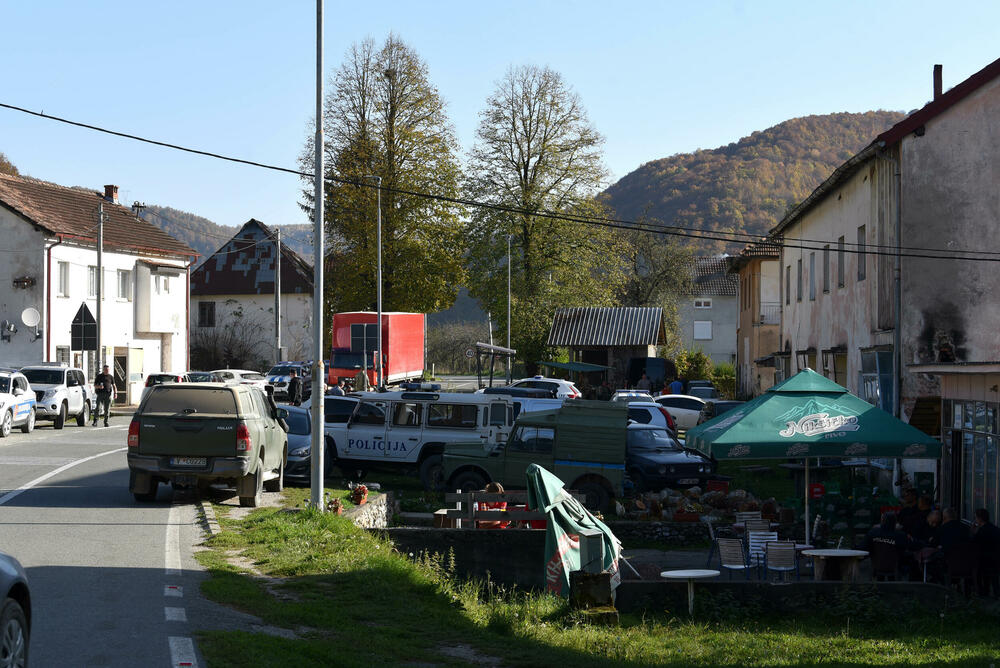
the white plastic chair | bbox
[747,531,779,575]
[718,538,753,580]
[764,541,799,582]
[735,511,762,522]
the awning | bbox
[537,360,610,373]
[753,355,776,367]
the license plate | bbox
[171,457,207,467]
[677,478,699,485]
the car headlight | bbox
[699,465,706,473]
[42,390,56,400]
[669,466,676,473]
[658,466,666,475]
[289,447,310,457]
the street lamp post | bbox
[363,175,383,389]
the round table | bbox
[800,549,868,582]
[660,569,719,615]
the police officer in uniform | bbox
[92,364,115,427]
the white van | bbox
[324,390,516,490]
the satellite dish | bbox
[21,308,40,328]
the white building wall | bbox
[0,208,46,364]
[190,293,313,364]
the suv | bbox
[0,369,36,436]
[21,365,96,429]
[625,424,714,493]
[266,363,312,401]
[442,400,628,510]
[625,401,676,432]
[127,383,288,506]
[507,376,581,399]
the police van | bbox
[0,369,36,437]
[324,387,516,490]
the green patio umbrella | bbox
[685,369,941,542]
[525,464,622,597]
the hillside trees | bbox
[0,152,18,176]
[465,65,624,367]
[303,34,466,314]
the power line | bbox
[2,101,998,262]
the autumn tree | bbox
[0,152,19,176]
[465,65,623,368]
[302,34,465,313]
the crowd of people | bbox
[860,488,1000,593]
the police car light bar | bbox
[399,382,441,391]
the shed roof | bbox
[0,173,197,258]
[728,240,781,273]
[547,307,664,347]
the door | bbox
[386,401,423,461]
[114,355,128,404]
[344,400,387,459]
[503,425,555,487]
[65,370,83,414]
[250,389,278,469]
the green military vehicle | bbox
[441,400,626,510]
[127,383,288,507]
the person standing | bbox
[354,368,371,392]
[329,379,346,396]
[668,377,683,395]
[636,372,652,392]
[287,369,303,406]
[92,364,115,427]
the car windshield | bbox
[150,375,177,385]
[143,387,238,415]
[0,378,9,393]
[331,352,373,369]
[628,428,682,452]
[285,410,311,435]
[23,369,63,385]
[688,387,718,399]
[240,373,265,381]
[268,366,296,375]
[185,372,215,382]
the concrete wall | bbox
[0,209,45,364]
[345,492,394,529]
[191,293,313,364]
[678,295,738,365]
[736,257,780,398]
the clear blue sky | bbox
[2,1,998,231]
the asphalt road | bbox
[0,416,250,667]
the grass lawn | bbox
[195,497,1000,667]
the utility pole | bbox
[507,234,512,380]
[275,228,282,362]
[310,0,326,512]
[363,175,383,388]
[96,203,104,372]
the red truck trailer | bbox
[328,311,425,387]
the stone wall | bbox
[607,520,715,547]
[345,492,394,529]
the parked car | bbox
[611,389,656,403]
[687,380,714,389]
[653,394,707,431]
[624,401,677,432]
[688,385,720,400]
[127,383,288,507]
[0,549,31,666]
[211,369,268,391]
[507,376,581,399]
[282,405,313,484]
[140,373,184,404]
[266,362,312,402]
[625,423,714,492]
[697,400,746,425]
[0,369,36,436]
[184,371,224,383]
[479,386,564,419]
[21,364,96,429]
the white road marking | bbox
[0,456,75,466]
[164,607,187,622]
[0,447,126,507]
[168,636,199,667]
[165,503,182,575]
[164,585,183,597]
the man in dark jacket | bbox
[973,508,1000,595]
[92,364,115,427]
[287,369,303,406]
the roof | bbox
[0,174,197,258]
[191,219,312,296]
[772,56,1000,237]
[728,240,781,273]
[537,360,610,373]
[547,307,665,347]
[688,256,738,296]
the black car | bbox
[0,550,30,666]
[697,400,746,425]
[625,424,714,492]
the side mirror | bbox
[13,387,23,396]
[276,408,289,419]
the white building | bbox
[0,175,197,403]
[676,256,739,366]
[190,219,313,370]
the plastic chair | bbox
[869,542,901,581]
[735,511,762,522]
[703,518,730,568]
[718,538,754,580]
[745,519,772,533]
[764,541,799,582]
[747,531,778,575]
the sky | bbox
[1,1,998,232]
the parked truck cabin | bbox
[443,400,629,510]
[328,312,425,387]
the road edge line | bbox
[0,447,127,507]
[199,499,221,536]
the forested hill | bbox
[141,204,313,264]
[603,111,906,243]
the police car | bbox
[265,362,311,401]
[0,369,36,437]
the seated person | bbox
[474,481,510,529]
[932,507,970,552]
[862,511,913,577]
[897,489,920,532]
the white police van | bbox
[324,385,516,490]
[0,369,36,437]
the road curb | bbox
[200,499,222,536]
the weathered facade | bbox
[730,242,780,398]
[677,256,738,366]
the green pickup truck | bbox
[442,400,627,510]
[126,383,288,507]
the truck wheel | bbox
[0,411,11,438]
[419,454,444,491]
[53,403,66,430]
[130,471,158,502]
[239,462,263,507]
[20,408,34,434]
[76,401,90,427]
[575,481,611,513]
[264,452,285,492]
[451,470,487,492]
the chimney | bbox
[103,184,119,204]
[933,64,942,101]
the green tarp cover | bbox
[686,369,941,460]
[525,464,621,597]
[537,360,610,373]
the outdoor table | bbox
[801,549,868,582]
[660,569,719,615]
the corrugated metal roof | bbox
[547,307,664,346]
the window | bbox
[391,402,422,427]
[808,252,816,301]
[489,403,508,426]
[324,397,357,423]
[694,299,712,309]
[56,346,70,365]
[857,225,866,281]
[154,275,162,295]
[88,266,98,298]
[350,323,379,354]
[117,270,132,300]
[58,261,69,297]
[785,265,791,305]
[163,276,170,294]
[837,236,845,287]
[198,302,216,328]
[628,408,653,424]
[693,320,712,340]
[509,427,555,453]
[796,258,802,302]
[427,403,478,429]
[353,401,386,425]
[822,245,830,293]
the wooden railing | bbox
[440,491,584,528]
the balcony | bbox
[757,302,780,325]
